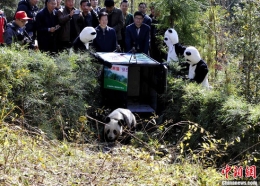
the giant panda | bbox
[104,108,136,142]
[184,46,210,88]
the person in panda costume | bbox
[184,46,210,88]
[163,28,186,62]
[72,26,97,52]
[104,108,136,142]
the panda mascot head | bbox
[104,108,136,142]
[164,28,186,62]
[184,46,210,88]
[164,28,179,47]
[79,27,97,50]
[164,28,179,62]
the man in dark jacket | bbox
[100,0,123,48]
[57,0,84,50]
[4,11,36,49]
[138,2,151,28]
[36,0,60,54]
[93,12,117,52]
[90,0,100,28]
[120,0,133,52]
[16,0,39,40]
[125,11,150,54]
[80,0,95,27]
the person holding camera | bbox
[36,0,60,54]
[80,0,97,27]
[4,11,37,49]
[90,0,101,28]
[57,0,84,51]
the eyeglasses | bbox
[134,17,143,20]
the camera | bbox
[74,9,80,14]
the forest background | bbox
[0,0,260,185]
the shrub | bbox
[0,47,100,139]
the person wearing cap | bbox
[100,0,123,49]
[4,11,36,49]
[15,0,39,41]
[120,0,133,52]
[36,0,60,54]
[93,12,117,52]
[125,11,150,55]
[57,0,84,51]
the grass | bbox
[0,123,224,186]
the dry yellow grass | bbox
[0,123,223,186]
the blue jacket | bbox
[82,12,93,27]
[93,25,117,52]
[36,7,59,53]
[125,23,150,54]
[4,21,34,49]
[143,14,152,28]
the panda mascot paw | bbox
[184,46,211,89]
[164,28,189,77]
[104,108,136,143]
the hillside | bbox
[0,123,223,185]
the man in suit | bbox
[100,0,123,49]
[125,11,150,55]
[36,0,60,54]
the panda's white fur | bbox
[184,46,210,88]
[164,28,179,62]
[104,108,136,142]
[79,27,97,49]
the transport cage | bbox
[94,52,168,113]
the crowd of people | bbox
[0,0,165,61]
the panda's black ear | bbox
[168,29,173,33]
[118,119,124,127]
[186,51,191,56]
[105,117,110,123]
